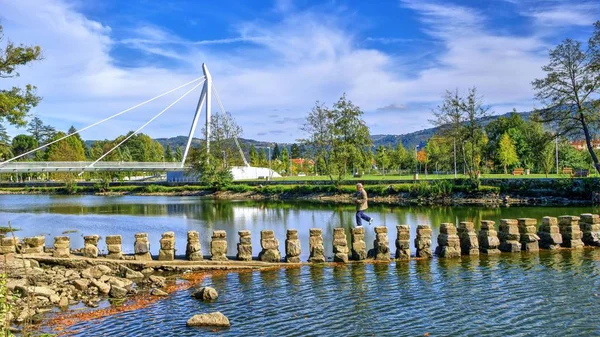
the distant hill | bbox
[371,110,533,149]
[84,110,537,152]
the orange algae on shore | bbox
[47,272,209,335]
[46,268,258,335]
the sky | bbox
[0,0,598,143]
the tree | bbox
[164,145,174,162]
[497,132,519,174]
[281,147,290,175]
[271,143,280,160]
[290,143,301,159]
[538,142,555,177]
[249,145,259,166]
[27,116,55,144]
[46,132,86,161]
[175,147,183,162]
[431,88,490,181]
[258,148,267,166]
[189,111,243,188]
[0,123,10,160]
[300,94,372,184]
[0,24,43,127]
[375,145,390,175]
[68,125,87,159]
[532,21,600,173]
[11,134,37,158]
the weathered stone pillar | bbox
[53,236,70,258]
[258,230,281,262]
[0,237,18,255]
[134,233,152,261]
[83,235,99,258]
[158,232,175,261]
[517,218,540,252]
[186,230,203,261]
[372,226,390,261]
[580,213,600,246]
[559,216,584,249]
[210,230,228,261]
[457,222,479,256]
[285,229,301,263]
[308,228,325,263]
[332,228,349,263]
[236,230,252,261]
[478,220,500,254]
[395,225,410,260]
[351,227,367,261]
[435,223,461,258]
[538,216,562,249]
[499,219,521,252]
[23,236,45,254]
[415,224,433,258]
[105,235,123,259]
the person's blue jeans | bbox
[356,210,372,226]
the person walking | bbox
[354,183,373,227]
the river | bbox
[1,195,599,336]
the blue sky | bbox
[1,0,598,142]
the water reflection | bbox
[1,195,599,261]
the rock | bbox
[149,275,166,288]
[59,296,69,307]
[186,312,230,327]
[120,266,144,279]
[90,279,110,295]
[109,285,127,299]
[50,294,60,304]
[72,279,90,291]
[15,285,56,298]
[151,288,168,296]
[192,286,218,301]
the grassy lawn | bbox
[242,172,598,182]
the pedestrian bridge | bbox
[0,161,187,173]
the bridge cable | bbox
[80,79,205,174]
[0,76,205,166]
[211,85,250,167]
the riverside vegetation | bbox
[1,177,599,206]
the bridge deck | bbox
[0,161,189,173]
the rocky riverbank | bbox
[1,253,279,335]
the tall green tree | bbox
[271,143,280,160]
[290,143,301,159]
[46,131,86,161]
[190,111,243,188]
[11,134,37,158]
[431,88,489,180]
[538,142,555,177]
[0,123,10,160]
[300,94,372,184]
[249,145,259,166]
[532,21,600,173]
[375,145,390,175]
[0,23,43,127]
[281,147,290,175]
[27,116,55,144]
[497,132,519,174]
[164,145,174,162]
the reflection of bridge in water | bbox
[0,64,280,180]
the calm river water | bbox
[2,195,600,336]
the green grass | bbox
[240,172,596,182]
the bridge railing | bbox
[0,161,187,172]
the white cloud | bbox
[521,2,599,27]
[0,0,594,144]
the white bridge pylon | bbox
[0,63,256,174]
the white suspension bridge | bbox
[0,64,280,181]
